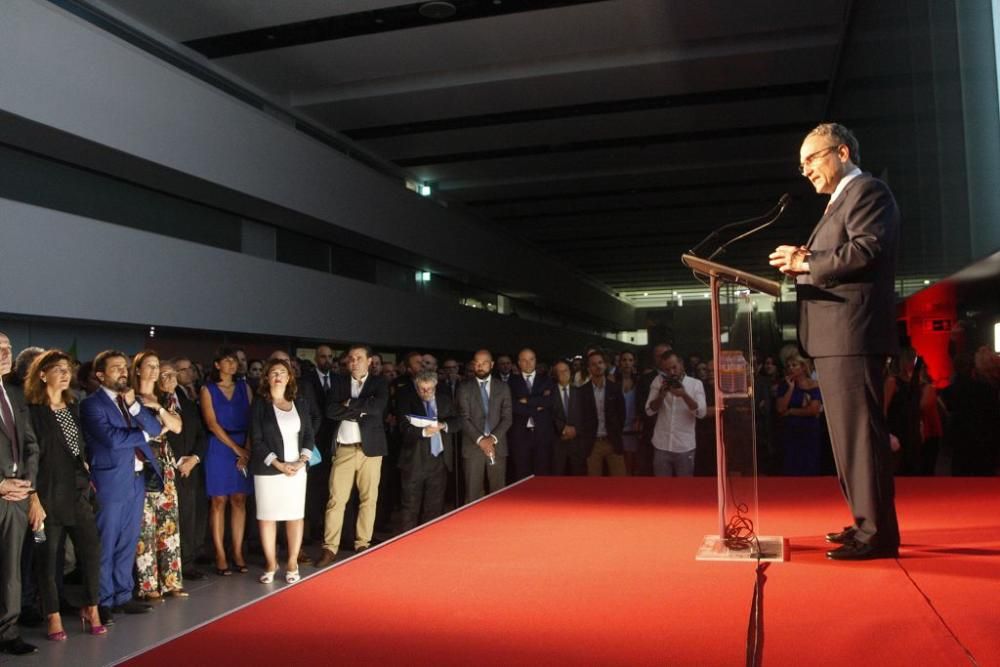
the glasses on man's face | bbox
[798,144,841,175]
[159,372,178,380]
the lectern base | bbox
[695,535,785,562]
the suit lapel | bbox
[806,174,866,247]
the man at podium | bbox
[769,122,901,561]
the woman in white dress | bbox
[250,359,314,584]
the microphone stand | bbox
[688,194,789,258]
[707,197,790,261]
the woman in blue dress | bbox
[200,347,253,575]
[775,354,823,476]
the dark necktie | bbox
[562,386,569,415]
[117,395,147,464]
[0,389,18,464]
[322,374,330,391]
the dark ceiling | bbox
[82,0,969,305]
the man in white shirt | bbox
[315,345,388,567]
[645,351,707,476]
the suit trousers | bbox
[323,444,382,553]
[176,469,207,570]
[34,493,101,614]
[586,438,627,477]
[398,456,447,532]
[463,451,506,503]
[814,356,900,549]
[95,474,145,607]
[510,429,553,481]
[0,498,28,641]
[552,438,588,476]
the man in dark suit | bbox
[551,360,585,476]
[161,360,208,580]
[770,122,901,560]
[315,344,388,566]
[507,348,556,480]
[396,371,461,531]
[457,349,512,502]
[80,350,164,623]
[0,332,40,655]
[297,345,336,558]
[577,351,627,476]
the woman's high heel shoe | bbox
[285,569,301,584]
[80,613,108,636]
[259,570,276,584]
[46,629,68,642]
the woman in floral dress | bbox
[132,350,186,600]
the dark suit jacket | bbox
[250,397,316,476]
[164,390,206,462]
[325,374,389,457]
[300,369,332,451]
[396,388,461,472]
[796,173,900,358]
[81,389,163,501]
[551,383,581,437]
[0,383,39,485]
[508,372,556,441]
[577,379,626,454]
[456,377,512,458]
[28,402,89,525]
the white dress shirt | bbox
[645,374,706,453]
[336,374,367,444]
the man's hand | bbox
[122,388,137,405]
[422,423,445,437]
[561,425,577,440]
[478,435,497,457]
[518,397,528,404]
[769,245,810,275]
[28,496,46,531]
[0,478,33,502]
[668,384,687,398]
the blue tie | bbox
[425,400,443,457]
[479,380,491,434]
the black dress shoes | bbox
[99,606,116,626]
[184,568,207,581]
[826,540,898,561]
[0,637,38,655]
[112,601,153,614]
[825,526,857,544]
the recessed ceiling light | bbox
[419,2,457,20]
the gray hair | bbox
[15,346,45,381]
[806,122,860,167]
[415,370,438,386]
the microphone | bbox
[706,194,791,261]
[689,194,790,258]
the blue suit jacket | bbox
[508,372,556,441]
[81,390,163,502]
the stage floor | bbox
[43,477,1000,666]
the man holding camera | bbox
[645,350,706,477]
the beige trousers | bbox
[587,437,627,477]
[322,444,382,552]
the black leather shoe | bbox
[99,606,115,626]
[112,601,153,614]
[184,568,207,581]
[0,637,38,655]
[825,526,857,544]
[826,540,898,561]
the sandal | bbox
[234,563,249,574]
[285,569,300,584]
[215,566,233,577]
[259,571,276,584]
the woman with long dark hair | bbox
[24,350,105,640]
[200,347,253,575]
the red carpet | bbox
[124,477,999,666]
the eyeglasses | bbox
[798,145,841,174]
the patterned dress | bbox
[136,403,183,596]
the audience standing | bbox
[775,354,823,476]
[646,351,707,477]
[579,351,627,477]
[551,360,583,476]
[457,350,511,502]
[508,348,556,480]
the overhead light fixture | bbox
[419,2,457,20]
[643,292,649,297]
[420,183,432,197]
[923,279,931,285]
[415,271,432,283]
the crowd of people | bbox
[0,329,998,654]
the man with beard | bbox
[457,350,512,502]
[80,350,163,624]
